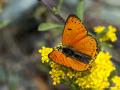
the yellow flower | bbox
[49,68,65,85]
[110,87,120,90]
[49,61,65,85]
[39,47,116,88]
[106,25,117,42]
[94,26,105,34]
[38,47,53,63]
[112,76,120,87]
[94,25,117,42]
[110,76,120,90]
[67,70,75,79]
[75,51,115,88]
[39,47,65,85]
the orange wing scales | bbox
[49,50,90,71]
[62,15,87,47]
[62,15,98,59]
[72,35,97,59]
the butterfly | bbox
[48,15,99,71]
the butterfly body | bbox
[61,47,90,64]
[48,15,99,71]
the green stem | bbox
[76,0,84,21]
[66,77,79,90]
[40,0,65,24]
[57,0,63,14]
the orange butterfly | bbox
[48,15,99,71]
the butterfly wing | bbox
[62,15,87,47]
[72,35,98,59]
[62,15,98,59]
[48,50,90,71]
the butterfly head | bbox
[55,45,62,51]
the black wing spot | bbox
[68,28,72,30]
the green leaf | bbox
[71,83,80,90]
[38,22,63,31]
[0,20,9,29]
[76,0,84,21]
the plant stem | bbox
[76,0,84,21]
[39,0,65,24]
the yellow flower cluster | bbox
[67,70,75,79]
[94,25,117,42]
[110,76,120,90]
[38,24,118,89]
[49,62,65,85]
[107,25,117,42]
[75,51,115,88]
[94,26,105,34]
[38,47,65,85]
[38,47,53,63]
[49,68,65,85]
[39,47,116,89]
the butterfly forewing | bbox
[62,15,87,47]
[72,35,98,59]
[62,15,98,59]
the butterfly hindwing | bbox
[72,35,98,59]
[49,50,90,71]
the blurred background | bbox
[0,0,120,90]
